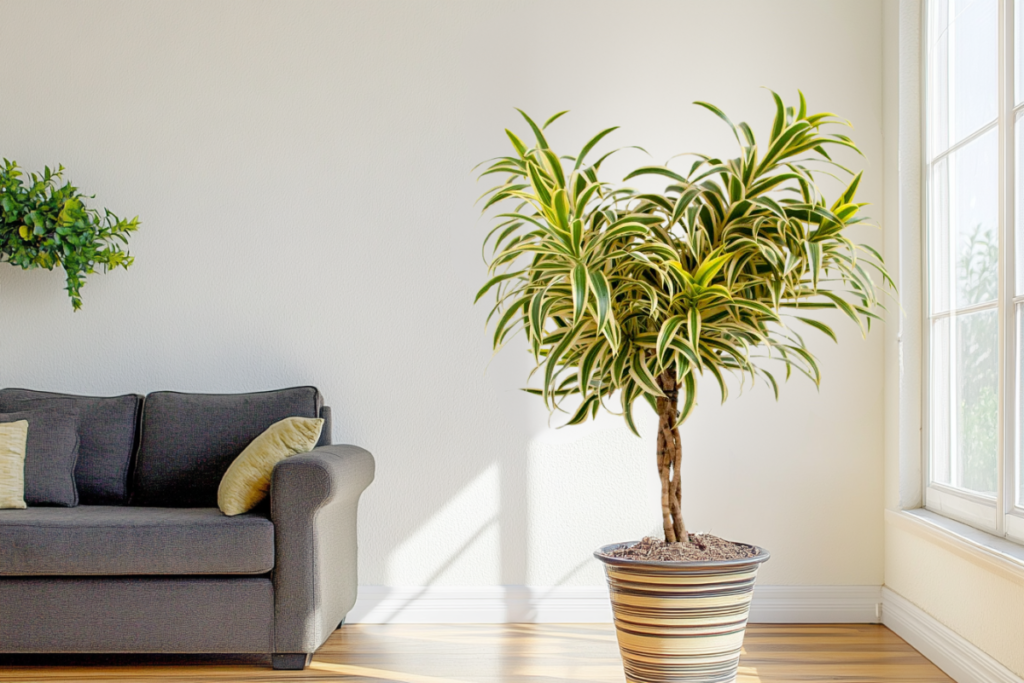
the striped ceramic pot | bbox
[595,542,770,683]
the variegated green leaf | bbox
[629,353,664,397]
[570,263,589,322]
[588,269,611,332]
[656,315,687,366]
[687,306,701,350]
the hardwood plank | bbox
[0,624,954,682]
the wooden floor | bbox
[0,624,952,682]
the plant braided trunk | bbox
[657,369,687,543]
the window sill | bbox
[885,508,1024,586]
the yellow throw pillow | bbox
[0,420,30,510]
[218,417,324,516]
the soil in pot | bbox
[600,534,758,562]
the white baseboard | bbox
[882,587,1023,683]
[748,585,882,623]
[347,585,882,624]
[348,586,610,624]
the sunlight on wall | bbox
[526,411,661,586]
[386,463,500,585]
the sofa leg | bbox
[272,653,311,670]
[337,618,345,630]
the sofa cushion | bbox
[0,389,142,505]
[0,506,274,575]
[132,387,322,507]
[218,417,324,516]
[0,420,29,509]
[0,408,80,507]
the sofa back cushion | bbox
[131,387,323,507]
[0,407,81,507]
[0,389,143,505]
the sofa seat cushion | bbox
[0,506,274,576]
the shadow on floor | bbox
[0,653,270,667]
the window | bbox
[925,0,1024,540]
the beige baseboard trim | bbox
[882,587,1023,683]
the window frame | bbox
[923,0,1024,542]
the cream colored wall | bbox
[886,525,1024,676]
[0,0,885,589]
[882,1,1024,677]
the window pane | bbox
[953,129,999,307]
[932,316,952,485]
[931,0,952,156]
[930,0,998,157]
[1018,0,1024,104]
[1018,112,1024,295]
[956,308,999,495]
[1018,306,1024,506]
[931,157,951,313]
[954,0,999,141]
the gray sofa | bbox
[0,386,374,670]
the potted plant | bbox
[0,159,139,309]
[475,91,889,682]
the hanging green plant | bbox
[0,159,139,310]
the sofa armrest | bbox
[270,444,374,654]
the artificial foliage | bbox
[475,92,891,543]
[0,159,138,309]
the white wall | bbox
[0,0,885,591]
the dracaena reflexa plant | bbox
[475,92,891,544]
